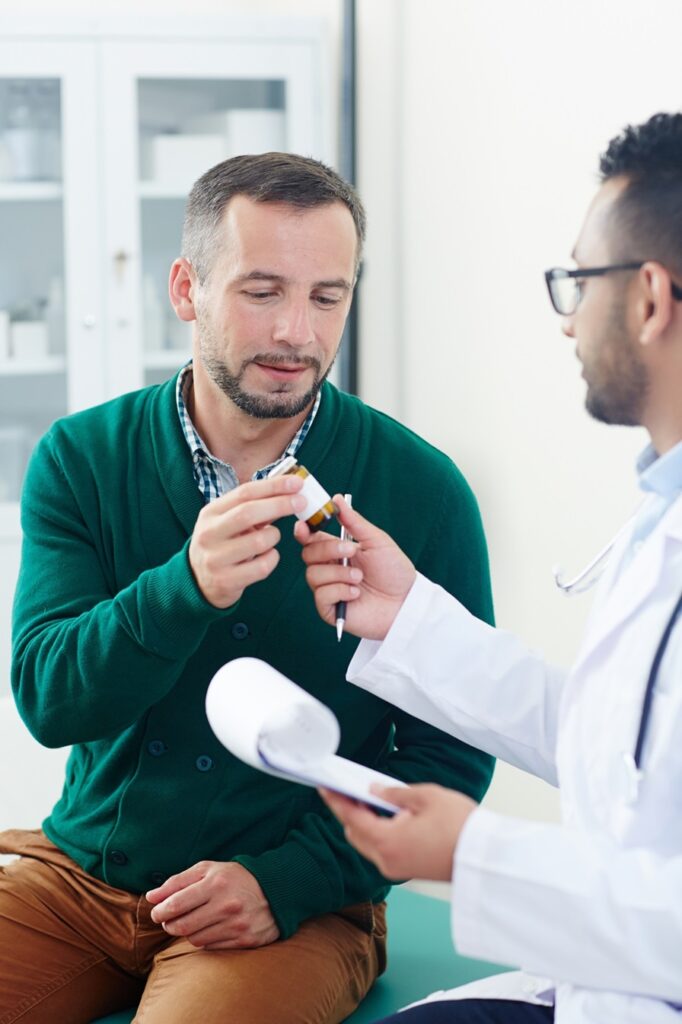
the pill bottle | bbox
[268,456,338,531]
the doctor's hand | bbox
[319,784,476,882]
[295,495,416,641]
[189,475,307,609]
[146,861,279,950]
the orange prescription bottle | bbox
[268,456,338,531]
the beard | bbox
[583,299,648,427]
[198,319,333,420]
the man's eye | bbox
[314,295,341,307]
[243,290,275,300]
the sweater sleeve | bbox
[12,430,229,747]
[234,460,497,938]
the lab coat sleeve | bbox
[453,807,682,1001]
[347,573,565,785]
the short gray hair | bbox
[182,151,366,283]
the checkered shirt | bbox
[176,361,322,503]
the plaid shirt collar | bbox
[176,361,322,502]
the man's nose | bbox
[561,314,575,339]
[272,299,315,347]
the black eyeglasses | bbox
[545,262,682,316]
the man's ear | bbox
[169,258,198,323]
[637,261,675,346]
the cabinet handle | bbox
[113,249,131,283]
[82,315,96,329]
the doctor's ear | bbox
[636,262,676,347]
[169,258,198,323]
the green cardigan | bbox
[12,377,494,939]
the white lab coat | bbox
[347,491,682,1024]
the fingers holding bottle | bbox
[189,475,307,609]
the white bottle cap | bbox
[267,455,298,479]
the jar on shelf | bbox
[4,82,41,182]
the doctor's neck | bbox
[641,386,682,456]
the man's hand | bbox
[146,861,280,950]
[189,476,306,608]
[319,784,476,882]
[294,495,416,641]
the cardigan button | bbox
[148,740,167,757]
[149,871,166,887]
[196,755,214,772]
[110,849,128,866]
[231,622,249,640]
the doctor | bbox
[296,111,682,1024]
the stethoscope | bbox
[623,590,682,801]
[552,510,639,596]
[552,513,682,803]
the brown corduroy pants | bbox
[0,830,386,1024]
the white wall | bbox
[357,0,682,821]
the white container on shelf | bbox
[10,321,49,361]
[145,133,228,187]
[226,109,286,155]
[183,108,286,158]
[184,110,232,138]
[0,311,10,360]
[4,128,42,181]
[4,86,41,182]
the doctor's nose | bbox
[272,299,315,348]
[561,314,576,339]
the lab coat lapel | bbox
[574,495,682,672]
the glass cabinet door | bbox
[0,41,101,512]
[101,35,331,397]
[0,76,66,504]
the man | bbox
[1,153,494,1024]
[298,113,682,1024]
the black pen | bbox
[335,494,353,642]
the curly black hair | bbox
[600,112,682,181]
[598,112,682,274]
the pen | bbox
[335,494,352,642]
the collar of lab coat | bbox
[573,492,682,673]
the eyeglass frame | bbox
[544,262,682,316]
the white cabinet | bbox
[0,17,334,691]
[0,39,102,513]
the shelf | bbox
[138,182,188,200]
[0,182,62,202]
[0,356,66,376]
[143,349,190,370]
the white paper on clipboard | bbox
[205,657,404,814]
